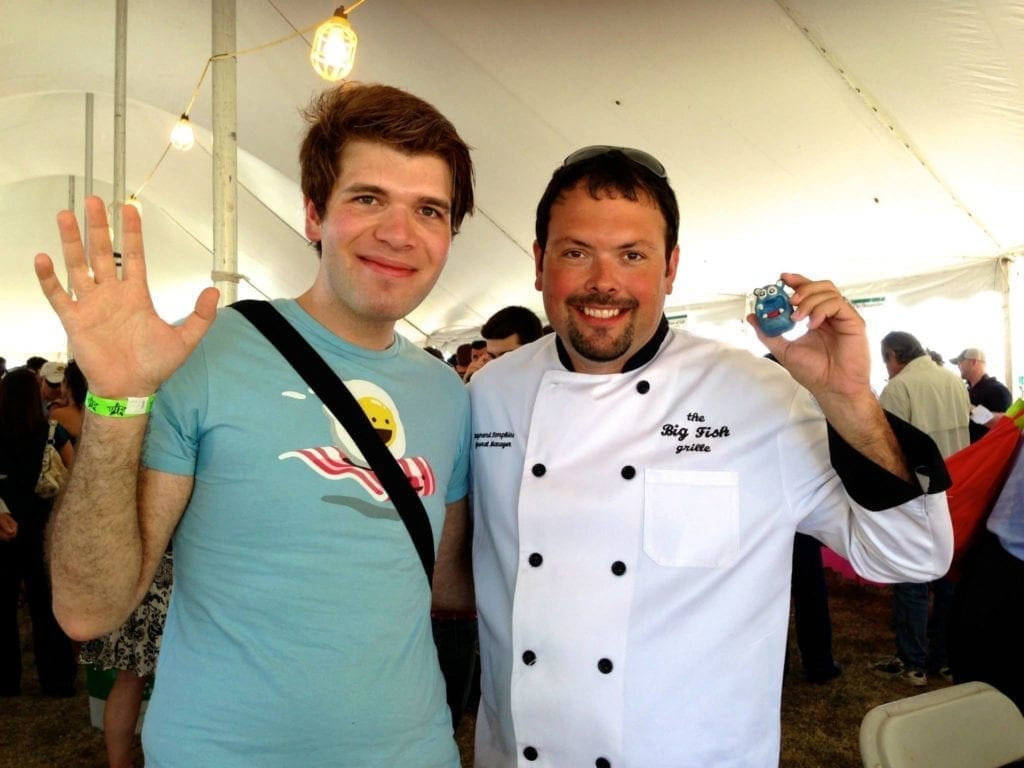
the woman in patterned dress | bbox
[79,548,173,768]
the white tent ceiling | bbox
[2,0,1023,365]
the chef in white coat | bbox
[467,146,953,768]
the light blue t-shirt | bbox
[141,299,469,768]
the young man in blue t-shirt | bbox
[37,83,475,767]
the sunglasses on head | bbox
[562,145,667,178]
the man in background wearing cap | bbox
[952,347,1012,443]
[38,361,67,413]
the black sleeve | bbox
[826,411,952,512]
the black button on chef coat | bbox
[597,658,613,674]
[523,650,537,665]
[528,552,543,567]
[531,463,546,477]
[636,380,650,394]
[523,746,538,761]
[620,465,636,480]
[611,561,626,576]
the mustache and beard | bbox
[564,292,640,362]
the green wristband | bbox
[85,391,156,418]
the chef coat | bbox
[468,324,953,768]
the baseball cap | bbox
[950,348,985,364]
[40,361,66,385]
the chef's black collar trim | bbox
[555,315,670,373]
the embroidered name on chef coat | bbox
[474,430,516,449]
[661,409,732,454]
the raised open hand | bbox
[34,196,220,398]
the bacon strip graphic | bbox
[279,446,436,502]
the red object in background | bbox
[945,416,1022,573]
[821,547,883,587]
[823,415,1022,585]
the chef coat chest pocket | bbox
[643,469,739,567]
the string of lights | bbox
[132,3,365,200]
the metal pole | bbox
[66,175,76,360]
[84,92,94,252]
[76,91,95,362]
[212,0,239,305]
[113,0,127,266]
[1003,256,1021,397]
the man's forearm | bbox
[432,498,475,612]
[815,391,914,485]
[48,412,148,640]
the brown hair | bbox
[300,82,474,236]
[0,367,46,441]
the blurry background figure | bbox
[470,340,488,362]
[24,357,47,375]
[948,440,1024,713]
[450,343,473,379]
[0,357,7,379]
[480,306,542,359]
[423,346,445,361]
[0,367,76,697]
[871,331,969,687]
[463,344,493,382]
[462,306,542,382]
[38,361,68,414]
[881,333,970,457]
[951,347,1013,443]
[79,549,173,768]
[927,349,945,366]
[50,360,87,446]
[791,533,841,684]
[766,354,841,684]
[0,497,16,542]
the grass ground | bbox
[3,572,943,768]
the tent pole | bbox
[84,93,94,248]
[1004,256,1021,398]
[112,0,127,264]
[66,175,76,360]
[211,0,239,306]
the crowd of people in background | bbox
[1,358,77,699]
[1,355,172,768]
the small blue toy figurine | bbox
[753,280,795,337]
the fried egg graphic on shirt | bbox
[279,379,435,501]
[325,381,406,466]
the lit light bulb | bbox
[170,114,195,151]
[310,9,358,81]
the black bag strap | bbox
[231,300,434,585]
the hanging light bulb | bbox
[170,114,195,151]
[310,7,358,81]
